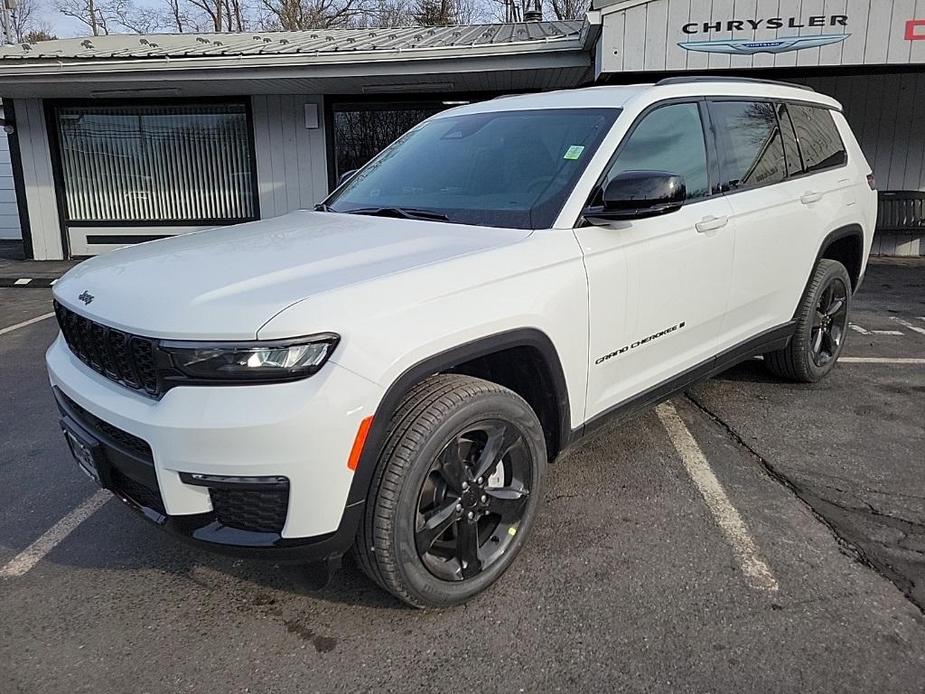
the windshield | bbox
[325,108,621,229]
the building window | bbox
[53,102,257,224]
[331,102,448,182]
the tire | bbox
[353,374,547,608]
[764,258,852,383]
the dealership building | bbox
[0,0,922,259]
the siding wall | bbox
[0,128,21,240]
[251,94,328,218]
[598,0,925,74]
[11,98,62,259]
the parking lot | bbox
[1,258,924,693]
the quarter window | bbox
[603,102,710,201]
[787,104,848,173]
[711,101,786,191]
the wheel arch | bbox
[816,224,865,291]
[345,328,571,508]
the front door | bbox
[574,101,735,421]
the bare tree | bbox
[57,0,111,35]
[258,0,369,30]
[110,0,161,32]
[545,0,587,20]
[412,0,452,25]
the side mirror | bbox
[585,171,686,222]
[337,169,358,188]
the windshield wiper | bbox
[343,207,450,222]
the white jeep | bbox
[48,78,876,607]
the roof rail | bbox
[655,76,815,92]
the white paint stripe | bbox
[656,402,779,593]
[870,330,904,336]
[0,490,110,578]
[0,312,55,336]
[13,278,31,286]
[849,323,870,335]
[840,357,925,364]
[891,317,925,336]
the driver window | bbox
[602,103,710,201]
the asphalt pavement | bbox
[1,259,923,693]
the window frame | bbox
[45,97,261,234]
[578,97,721,225]
[705,97,850,200]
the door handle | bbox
[695,215,728,233]
[801,191,823,204]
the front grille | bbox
[60,391,153,461]
[55,302,160,396]
[210,487,289,533]
[111,468,166,516]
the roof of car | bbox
[435,79,841,118]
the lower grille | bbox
[111,468,166,516]
[210,487,289,533]
[59,391,153,461]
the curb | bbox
[0,278,57,288]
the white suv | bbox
[47,78,876,607]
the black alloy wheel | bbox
[809,277,849,368]
[415,420,532,581]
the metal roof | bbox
[0,21,585,61]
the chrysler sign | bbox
[679,14,850,55]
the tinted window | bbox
[788,104,848,173]
[778,104,804,177]
[711,101,786,191]
[603,103,709,200]
[327,108,620,230]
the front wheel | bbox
[353,374,546,608]
[765,258,852,382]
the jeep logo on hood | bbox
[78,290,94,305]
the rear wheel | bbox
[765,258,852,382]
[353,374,546,608]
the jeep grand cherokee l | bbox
[48,78,876,607]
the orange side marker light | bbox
[347,416,373,471]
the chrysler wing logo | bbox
[679,34,850,55]
[78,290,94,305]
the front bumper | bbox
[47,335,383,561]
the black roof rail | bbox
[655,76,816,92]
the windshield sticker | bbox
[563,145,585,160]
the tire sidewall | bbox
[385,390,546,607]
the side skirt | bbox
[567,322,795,448]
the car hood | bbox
[53,210,532,340]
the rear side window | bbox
[787,104,848,173]
[710,101,786,191]
[603,102,710,200]
[778,104,803,177]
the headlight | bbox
[160,333,339,383]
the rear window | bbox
[787,104,848,173]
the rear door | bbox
[713,100,852,351]
[575,100,735,421]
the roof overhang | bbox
[0,23,599,99]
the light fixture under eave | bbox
[441,100,470,105]
[90,87,182,98]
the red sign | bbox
[906,19,925,40]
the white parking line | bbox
[870,330,904,336]
[840,357,925,364]
[849,324,870,335]
[891,317,925,336]
[656,402,779,593]
[13,278,32,286]
[0,312,55,336]
[0,490,110,578]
